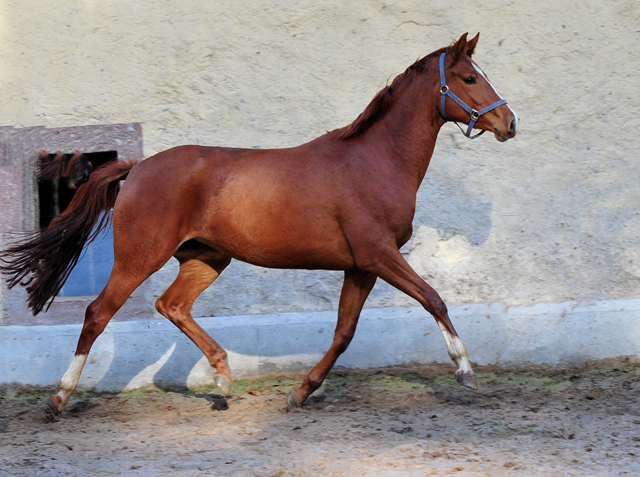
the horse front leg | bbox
[287,269,377,411]
[357,245,477,390]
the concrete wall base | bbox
[1,298,639,391]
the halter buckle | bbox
[440,85,449,94]
[470,110,480,120]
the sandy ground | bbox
[1,360,639,476]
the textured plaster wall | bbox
[1,1,639,322]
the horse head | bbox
[439,32,518,142]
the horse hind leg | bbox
[287,269,377,411]
[45,258,163,420]
[155,247,232,396]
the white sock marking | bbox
[437,323,473,374]
[57,354,87,406]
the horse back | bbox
[114,144,359,270]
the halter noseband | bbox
[439,52,507,139]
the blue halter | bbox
[439,52,508,139]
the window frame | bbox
[0,123,152,326]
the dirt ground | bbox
[1,360,639,476]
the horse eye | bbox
[464,76,477,85]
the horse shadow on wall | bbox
[415,164,493,247]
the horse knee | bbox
[431,298,448,318]
[333,331,355,354]
[335,342,350,355]
[424,289,448,317]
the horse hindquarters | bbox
[46,168,190,417]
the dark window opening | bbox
[36,150,119,297]
[38,150,118,229]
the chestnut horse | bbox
[1,33,517,417]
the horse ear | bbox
[453,32,468,61]
[466,32,480,57]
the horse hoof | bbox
[455,371,478,390]
[214,375,232,396]
[44,396,62,422]
[286,389,301,412]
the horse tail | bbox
[0,159,139,315]
[37,149,94,187]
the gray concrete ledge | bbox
[1,298,639,391]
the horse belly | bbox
[200,208,354,271]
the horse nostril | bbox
[509,119,517,135]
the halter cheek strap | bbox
[439,53,507,139]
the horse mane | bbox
[337,47,448,140]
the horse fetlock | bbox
[286,388,302,412]
[455,369,478,390]
[452,352,475,385]
[55,354,87,405]
[435,322,477,389]
[45,353,88,420]
[213,374,232,396]
[44,395,63,421]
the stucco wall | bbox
[1,1,639,323]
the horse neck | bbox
[364,64,445,189]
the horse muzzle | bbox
[493,111,519,142]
